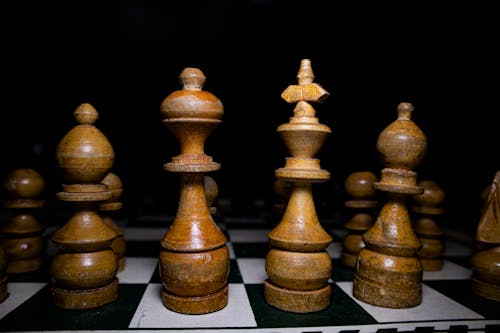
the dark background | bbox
[1,1,498,231]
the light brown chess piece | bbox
[470,171,500,301]
[412,180,445,271]
[0,168,46,274]
[50,103,119,309]
[264,59,333,313]
[99,172,126,271]
[353,102,427,308]
[159,67,229,314]
[0,245,8,303]
[341,171,378,269]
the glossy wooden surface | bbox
[51,103,119,309]
[159,68,229,314]
[354,102,427,308]
[265,59,332,313]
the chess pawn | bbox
[0,168,46,274]
[470,171,500,301]
[265,59,333,313]
[0,245,8,302]
[354,102,427,308]
[99,172,126,271]
[159,68,229,314]
[341,171,378,268]
[50,103,119,309]
[204,175,218,215]
[412,180,445,271]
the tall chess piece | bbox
[0,168,46,274]
[470,171,500,301]
[0,245,8,302]
[353,102,427,308]
[264,59,333,313]
[159,67,229,314]
[99,172,126,271]
[412,180,445,271]
[341,171,378,269]
[51,103,119,309]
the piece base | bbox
[264,280,331,313]
[420,258,443,271]
[7,257,44,274]
[51,278,119,310]
[341,252,358,269]
[353,274,422,308]
[0,276,9,303]
[471,277,500,302]
[161,284,228,314]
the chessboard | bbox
[1,214,499,333]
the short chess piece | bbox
[341,171,378,269]
[353,102,427,308]
[412,180,445,271]
[470,171,500,302]
[159,67,229,314]
[0,168,46,274]
[99,172,126,271]
[264,59,333,313]
[50,103,119,309]
[0,245,8,302]
[204,175,218,215]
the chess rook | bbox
[99,172,126,271]
[264,59,333,313]
[341,171,378,268]
[159,68,229,314]
[470,171,500,301]
[0,168,46,274]
[50,103,119,309]
[411,180,445,271]
[353,102,427,308]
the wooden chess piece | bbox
[470,171,500,301]
[0,168,46,274]
[353,102,427,308]
[412,180,445,271]
[0,245,8,302]
[204,175,218,215]
[264,59,333,313]
[50,103,119,309]
[341,171,378,269]
[159,67,229,314]
[99,172,126,271]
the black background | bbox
[1,1,498,231]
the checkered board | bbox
[1,215,499,333]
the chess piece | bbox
[0,168,46,274]
[412,180,445,271]
[50,103,119,309]
[264,59,333,313]
[341,171,378,268]
[99,172,126,271]
[159,67,229,314]
[0,245,8,302]
[353,102,427,308]
[204,175,218,215]
[470,171,500,301]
